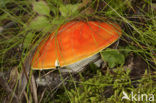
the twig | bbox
[31,75,38,103]
[39,88,46,103]
[24,91,30,103]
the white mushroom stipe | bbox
[36,78,47,86]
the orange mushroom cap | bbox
[32,21,122,70]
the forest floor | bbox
[0,0,156,103]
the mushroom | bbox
[31,21,121,73]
